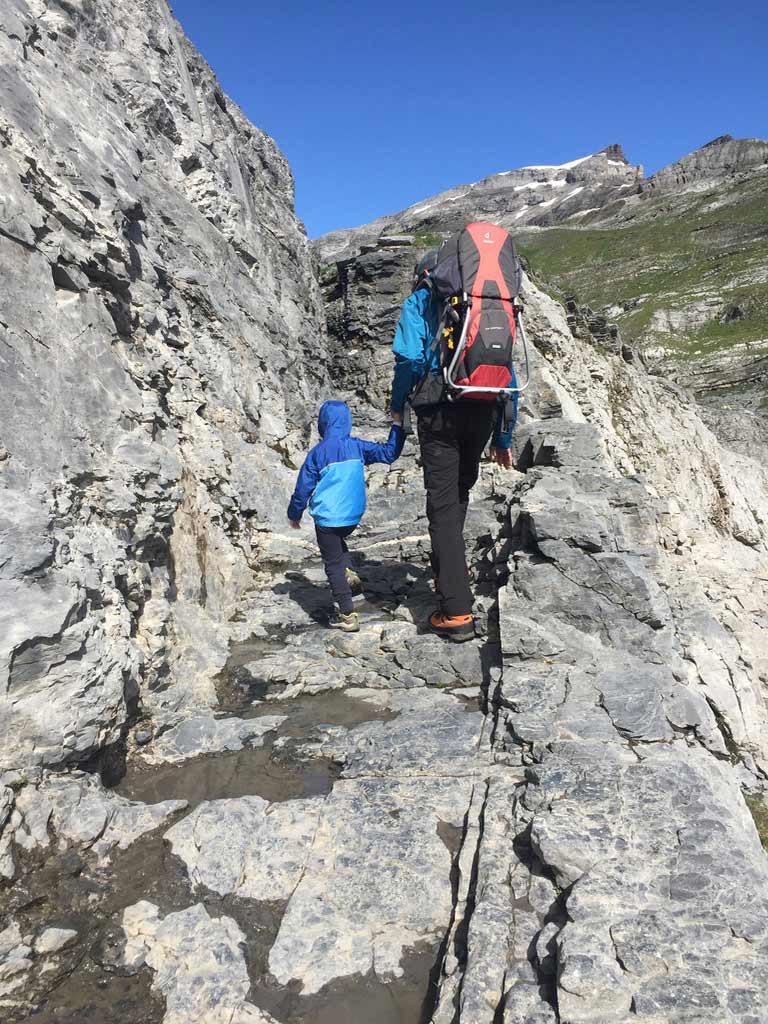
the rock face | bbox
[122,901,280,1024]
[0,0,328,772]
[2,4,768,1024]
[646,134,768,192]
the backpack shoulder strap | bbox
[429,298,452,353]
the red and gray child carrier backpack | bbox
[431,222,529,400]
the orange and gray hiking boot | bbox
[428,611,475,643]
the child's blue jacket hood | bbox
[287,403,405,528]
[318,400,352,439]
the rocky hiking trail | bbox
[5,385,768,1024]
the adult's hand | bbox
[390,410,403,426]
[489,446,513,470]
[288,519,302,530]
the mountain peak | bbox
[648,135,768,192]
[598,143,629,163]
[702,133,735,148]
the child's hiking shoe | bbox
[428,611,475,643]
[329,609,360,633]
[345,567,363,594]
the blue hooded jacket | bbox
[287,400,405,528]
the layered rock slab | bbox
[429,413,768,1023]
[164,690,481,996]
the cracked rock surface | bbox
[1,2,768,1023]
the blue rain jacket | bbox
[390,284,516,448]
[287,400,405,527]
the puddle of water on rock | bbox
[437,819,464,858]
[223,890,441,1024]
[10,691,430,1024]
[14,791,441,1024]
[214,633,287,707]
[22,961,162,1024]
[114,744,341,806]
[252,948,440,1024]
[5,824,191,1024]
[258,690,398,734]
[115,692,395,808]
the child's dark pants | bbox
[315,524,357,614]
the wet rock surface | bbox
[2,3,768,1023]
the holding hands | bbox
[489,446,513,470]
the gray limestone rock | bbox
[140,713,286,765]
[165,795,321,900]
[7,772,186,864]
[33,928,78,955]
[121,901,279,1024]
[165,772,471,997]
[268,776,471,994]
[0,0,328,772]
[0,921,32,1001]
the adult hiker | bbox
[390,223,526,642]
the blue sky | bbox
[170,0,767,238]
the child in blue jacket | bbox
[287,400,405,632]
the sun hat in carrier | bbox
[429,222,530,400]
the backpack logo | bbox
[482,231,494,244]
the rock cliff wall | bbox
[0,0,328,772]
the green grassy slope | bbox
[516,169,768,365]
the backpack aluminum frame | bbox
[443,295,531,398]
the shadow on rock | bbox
[274,556,434,625]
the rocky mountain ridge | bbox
[2,3,768,1023]
[316,136,768,262]
[316,144,644,263]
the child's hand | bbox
[288,519,302,530]
[489,446,513,470]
